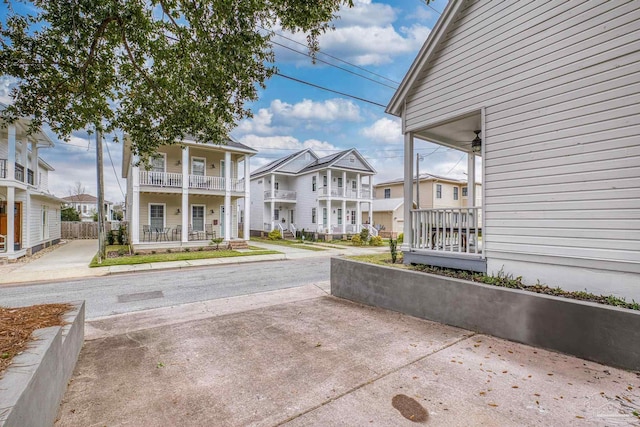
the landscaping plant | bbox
[268,229,282,240]
[351,234,362,246]
[389,239,398,263]
[369,235,383,246]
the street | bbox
[0,258,329,319]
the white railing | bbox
[139,171,182,187]
[263,222,272,231]
[411,207,482,255]
[276,223,285,235]
[318,187,369,199]
[230,178,245,192]
[345,224,358,233]
[189,175,225,191]
[359,189,371,198]
[264,189,296,200]
[289,223,297,235]
[362,223,378,237]
[0,234,5,252]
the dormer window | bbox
[349,156,355,163]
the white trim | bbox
[191,156,206,176]
[190,204,206,232]
[147,203,166,229]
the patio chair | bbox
[142,225,151,242]
[158,227,170,242]
[205,224,216,240]
[188,225,200,241]
[172,225,182,241]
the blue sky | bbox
[0,0,464,204]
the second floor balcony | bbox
[1,160,36,186]
[264,189,296,200]
[139,170,244,193]
[318,186,371,199]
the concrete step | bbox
[228,240,250,250]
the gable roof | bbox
[250,149,316,177]
[299,148,376,174]
[375,173,468,187]
[372,198,405,212]
[386,0,465,117]
[62,194,112,204]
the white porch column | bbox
[243,155,250,241]
[326,169,332,234]
[25,189,31,250]
[6,187,14,255]
[224,151,231,240]
[467,152,476,208]
[7,125,15,181]
[131,164,140,244]
[270,172,275,231]
[356,173,362,231]
[341,199,346,234]
[402,132,414,251]
[181,146,189,242]
[30,142,38,187]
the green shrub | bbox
[397,233,404,244]
[268,229,282,240]
[389,239,398,263]
[107,232,115,245]
[351,234,362,246]
[117,225,127,245]
[117,248,127,256]
[369,235,383,246]
[359,228,369,242]
[210,237,224,250]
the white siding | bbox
[294,174,318,232]
[334,155,369,171]
[279,152,315,173]
[249,178,265,230]
[405,0,640,283]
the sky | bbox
[0,0,465,204]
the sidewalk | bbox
[1,240,385,285]
[56,284,640,426]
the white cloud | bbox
[361,117,402,144]
[270,98,361,122]
[0,76,19,104]
[334,0,397,28]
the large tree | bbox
[0,0,351,160]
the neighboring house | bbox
[249,148,376,238]
[362,198,414,238]
[386,0,640,297]
[61,193,113,222]
[122,135,256,248]
[0,103,64,260]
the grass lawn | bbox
[348,253,407,267]
[250,238,327,251]
[91,247,280,267]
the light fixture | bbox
[210,209,215,214]
[176,208,181,215]
[210,163,216,169]
[471,130,482,153]
[176,160,181,166]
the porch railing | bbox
[411,207,482,255]
[230,178,245,192]
[362,223,378,237]
[189,174,224,191]
[264,189,296,200]
[263,222,272,231]
[139,171,182,187]
[0,159,6,178]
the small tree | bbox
[61,206,81,221]
[389,239,398,264]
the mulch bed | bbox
[0,303,72,377]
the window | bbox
[274,209,279,221]
[338,177,343,188]
[312,176,317,191]
[42,206,49,239]
[352,180,357,190]
[192,158,205,176]
[323,175,327,187]
[274,182,279,190]
[311,208,317,224]
[192,205,205,231]
[453,187,459,200]
[149,204,165,229]
[462,187,468,197]
[323,207,327,226]
[351,210,356,225]
[384,188,391,199]
[337,208,343,225]
[349,156,355,163]
[150,154,165,172]
[83,205,87,213]
[436,184,442,199]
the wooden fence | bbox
[61,221,117,239]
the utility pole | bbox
[96,127,105,262]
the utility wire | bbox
[274,72,387,108]
[268,39,398,90]
[417,0,442,15]
[104,136,126,200]
[444,153,466,175]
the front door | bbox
[0,202,21,249]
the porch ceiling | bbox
[413,111,481,154]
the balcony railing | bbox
[359,189,372,198]
[140,171,182,187]
[230,178,245,192]
[189,175,224,191]
[318,187,370,198]
[0,159,6,179]
[264,189,296,200]
[410,207,482,255]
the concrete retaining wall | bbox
[331,258,640,371]
[0,301,85,427]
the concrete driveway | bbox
[55,285,640,426]
[1,240,98,284]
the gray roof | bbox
[183,134,257,153]
[372,198,405,212]
[299,150,351,173]
[251,149,308,177]
[375,173,468,187]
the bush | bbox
[117,248,127,256]
[369,235,383,246]
[210,237,224,249]
[107,232,115,245]
[117,224,127,245]
[351,234,362,246]
[397,233,404,244]
[389,239,398,263]
[359,228,369,242]
[268,229,282,240]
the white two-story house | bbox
[122,136,256,248]
[1,103,64,260]
[249,148,376,238]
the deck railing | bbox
[411,207,482,255]
[189,174,224,191]
[139,171,183,187]
[264,189,296,200]
[230,178,245,192]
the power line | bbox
[444,153,466,175]
[260,26,401,85]
[417,0,442,15]
[274,72,387,108]
[104,136,126,200]
[268,39,398,90]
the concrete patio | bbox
[55,284,640,426]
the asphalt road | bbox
[0,258,330,319]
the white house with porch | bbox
[249,148,376,239]
[122,136,256,248]
[387,0,640,298]
[1,103,64,260]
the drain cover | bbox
[392,394,428,423]
[117,290,164,303]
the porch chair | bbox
[188,224,200,241]
[172,225,182,241]
[142,225,151,242]
[205,223,216,240]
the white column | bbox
[467,152,476,208]
[402,132,414,251]
[7,125,15,181]
[224,151,231,240]
[25,189,31,250]
[368,176,373,229]
[131,164,140,244]
[181,147,189,242]
[243,155,250,241]
[356,173,362,231]
[31,142,38,187]
[326,169,332,234]
[270,172,275,231]
[7,187,14,255]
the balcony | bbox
[318,187,369,199]
[264,189,296,200]
[140,171,183,188]
[189,175,224,191]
